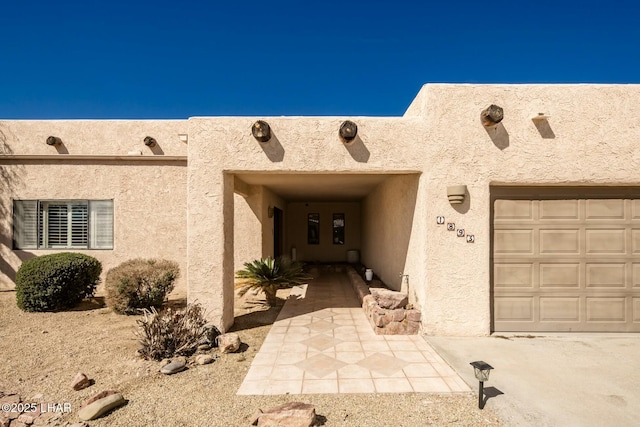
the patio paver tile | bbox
[338,378,376,393]
[237,270,468,395]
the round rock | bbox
[160,360,186,375]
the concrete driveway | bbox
[428,335,640,427]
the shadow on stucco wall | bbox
[451,187,471,214]
[148,143,165,155]
[54,142,69,154]
[361,174,419,291]
[343,135,370,163]
[533,119,556,139]
[484,123,510,150]
[0,124,26,289]
[259,134,285,162]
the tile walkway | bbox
[237,268,471,395]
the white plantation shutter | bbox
[89,200,113,249]
[14,199,113,249]
[13,200,38,249]
[41,202,70,248]
[71,204,89,247]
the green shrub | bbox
[105,258,179,314]
[16,252,102,312]
[235,256,310,307]
[135,303,207,360]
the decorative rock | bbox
[71,373,91,391]
[406,310,422,322]
[384,321,406,335]
[33,411,60,426]
[217,333,241,354]
[195,354,214,365]
[18,412,39,424]
[204,324,221,347]
[405,321,420,334]
[197,344,211,352]
[160,360,186,375]
[256,402,316,427]
[0,394,20,421]
[77,393,126,421]
[370,288,408,310]
[392,309,406,322]
[81,390,119,408]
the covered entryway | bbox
[492,187,640,332]
[233,172,420,288]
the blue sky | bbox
[1,1,638,118]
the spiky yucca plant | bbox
[235,257,310,306]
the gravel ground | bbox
[0,289,504,426]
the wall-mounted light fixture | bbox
[178,134,188,143]
[481,105,504,127]
[447,185,467,204]
[144,136,157,147]
[470,360,494,409]
[46,136,62,146]
[339,120,358,143]
[252,120,271,143]
[267,206,274,218]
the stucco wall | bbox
[408,84,640,335]
[286,201,361,263]
[187,116,426,331]
[5,84,640,337]
[361,174,421,291]
[233,190,261,272]
[0,120,188,292]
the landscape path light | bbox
[470,360,493,409]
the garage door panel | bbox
[540,229,580,254]
[540,297,580,321]
[586,264,626,288]
[586,229,626,254]
[494,200,533,220]
[634,298,640,322]
[494,297,534,322]
[632,230,640,253]
[540,200,579,219]
[586,298,626,322]
[586,199,625,219]
[494,263,534,288]
[494,230,533,254]
[540,264,580,288]
[493,189,640,332]
[632,200,640,219]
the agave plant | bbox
[235,257,310,306]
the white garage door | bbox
[492,187,640,332]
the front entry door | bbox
[273,207,283,259]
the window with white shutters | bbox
[13,200,113,250]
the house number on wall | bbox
[447,223,455,231]
[467,235,475,243]
[457,229,465,237]
[436,216,445,224]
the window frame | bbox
[13,199,114,250]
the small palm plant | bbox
[235,257,311,306]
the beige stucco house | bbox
[1,84,639,335]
